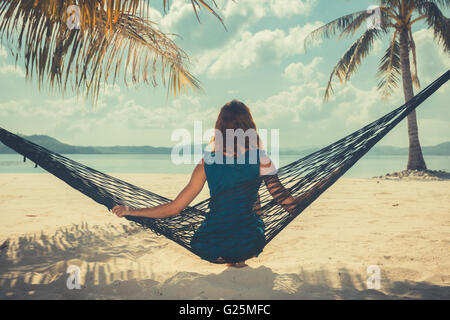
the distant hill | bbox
[422,142,450,156]
[1,134,450,156]
[368,142,450,156]
[0,134,99,154]
[0,134,172,154]
[277,142,450,156]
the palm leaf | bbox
[0,0,222,101]
[323,27,386,100]
[408,29,420,89]
[377,31,401,98]
[379,0,401,7]
[416,1,450,53]
[304,10,369,49]
[14,1,224,32]
[414,0,450,9]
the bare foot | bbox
[226,262,248,268]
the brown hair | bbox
[211,100,261,156]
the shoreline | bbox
[375,169,450,181]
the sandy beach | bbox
[0,173,449,299]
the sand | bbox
[0,173,449,299]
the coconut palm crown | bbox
[0,0,223,100]
[305,0,449,170]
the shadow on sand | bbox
[0,223,449,300]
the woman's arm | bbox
[261,154,344,214]
[112,160,207,219]
[260,153,297,213]
[263,174,297,213]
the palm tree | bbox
[305,0,449,171]
[0,0,223,100]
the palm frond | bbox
[323,28,386,100]
[347,28,388,80]
[184,0,226,29]
[377,31,401,98]
[416,1,450,53]
[408,28,420,89]
[0,1,204,99]
[339,11,373,38]
[0,0,223,101]
[304,10,369,49]
[379,0,401,7]
[415,0,450,9]
[320,0,448,102]
[9,1,223,32]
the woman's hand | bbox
[112,205,132,218]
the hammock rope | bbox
[0,69,449,263]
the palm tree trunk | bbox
[399,28,427,171]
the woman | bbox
[112,100,334,267]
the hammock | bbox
[0,70,449,263]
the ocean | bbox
[0,154,449,178]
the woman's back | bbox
[205,149,260,199]
[190,149,265,263]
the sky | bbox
[0,0,449,150]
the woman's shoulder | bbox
[258,149,278,175]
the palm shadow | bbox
[0,223,449,300]
[157,266,450,300]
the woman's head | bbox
[212,100,261,155]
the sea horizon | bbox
[1,153,449,178]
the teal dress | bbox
[190,149,266,263]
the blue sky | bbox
[0,0,449,149]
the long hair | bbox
[211,100,262,157]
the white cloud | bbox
[0,47,7,59]
[283,56,324,82]
[0,64,24,77]
[372,39,383,55]
[102,94,212,130]
[246,29,450,149]
[0,83,219,145]
[415,119,450,146]
[222,0,316,19]
[0,46,24,77]
[0,99,31,117]
[148,0,192,31]
[270,0,315,18]
[329,83,395,128]
[193,22,323,78]
[250,81,324,124]
[412,28,450,84]
[142,0,317,54]
[246,74,407,148]
[149,0,317,27]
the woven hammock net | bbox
[0,70,448,263]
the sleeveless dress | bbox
[190,149,266,263]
